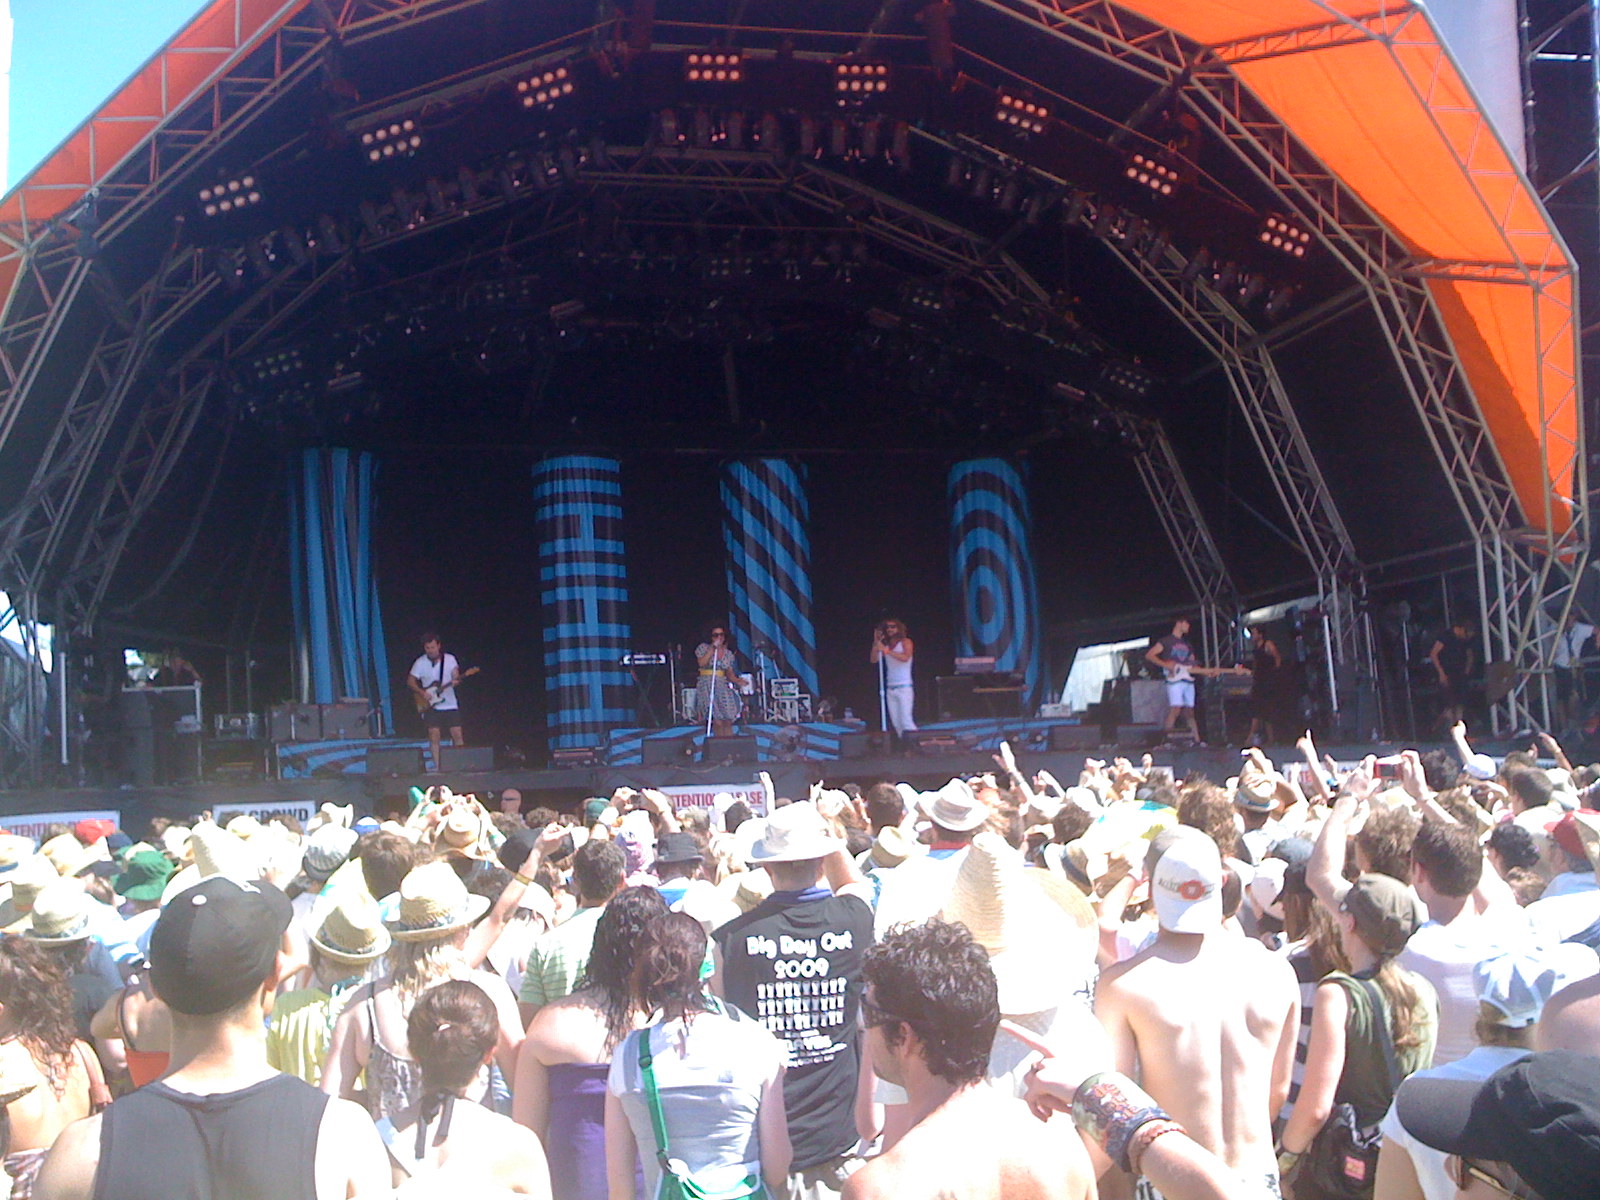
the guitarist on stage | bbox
[408,631,466,769]
[1145,616,1247,747]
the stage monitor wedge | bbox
[437,745,495,773]
[1048,724,1102,751]
[365,745,423,776]
[701,735,757,764]
[642,736,695,766]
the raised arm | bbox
[1307,790,1360,911]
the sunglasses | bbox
[858,996,910,1031]
[1448,1156,1532,1199]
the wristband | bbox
[1071,1072,1171,1174]
[1127,1119,1185,1178]
[1276,1148,1303,1178]
[512,870,534,887]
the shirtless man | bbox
[843,919,1093,1200]
[1095,828,1298,1198]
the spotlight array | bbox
[198,175,261,217]
[686,50,742,83]
[1260,215,1312,257]
[996,92,1049,135]
[517,66,574,109]
[249,347,305,383]
[1125,152,1178,196]
[361,119,422,162]
[834,60,890,103]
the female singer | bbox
[695,626,746,738]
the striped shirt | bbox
[519,903,605,1010]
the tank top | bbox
[883,640,913,687]
[118,986,169,1088]
[94,1073,326,1200]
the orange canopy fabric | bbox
[1123,0,1580,535]
[0,0,1580,535]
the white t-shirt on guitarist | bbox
[410,652,461,711]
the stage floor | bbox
[0,741,1449,837]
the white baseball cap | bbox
[1151,830,1224,933]
[1475,946,1599,1028]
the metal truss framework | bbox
[974,0,1590,734]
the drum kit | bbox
[626,645,811,726]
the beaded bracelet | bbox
[1071,1072,1172,1174]
[1127,1119,1187,1178]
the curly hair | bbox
[861,918,998,1086]
[0,940,77,1088]
[630,912,711,1027]
[578,886,669,1053]
[1178,785,1242,863]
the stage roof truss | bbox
[972,0,1586,732]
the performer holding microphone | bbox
[871,617,917,740]
[695,625,747,738]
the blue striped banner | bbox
[949,459,1043,711]
[535,457,636,749]
[721,460,820,698]
[288,449,394,733]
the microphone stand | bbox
[877,633,889,743]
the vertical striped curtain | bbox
[287,448,393,733]
[534,456,635,749]
[949,458,1043,710]
[721,459,820,698]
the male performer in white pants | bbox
[871,618,918,739]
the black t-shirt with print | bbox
[714,891,874,1170]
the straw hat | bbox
[916,779,989,833]
[8,858,58,913]
[223,814,265,841]
[0,835,34,875]
[941,832,1090,1014]
[868,825,915,870]
[311,896,393,965]
[432,806,496,862]
[732,867,774,912]
[160,822,261,905]
[41,833,108,880]
[23,883,94,943]
[160,825,194,861]
[385,861,491,942]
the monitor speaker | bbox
[365,745,422,776]
[437,745,495,773]
[642,736,696,766]
[701,735,757,764]
[836,731,872,759]
[1049,724,1102,751]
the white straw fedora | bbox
[22,882,94,943]
[916,779,989,833]
[385,861,490,942]
[745,801,843,864]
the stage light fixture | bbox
[906,282,948,314]
[1124,151,1178,196]
[1240,273,1266,305]
[1260,214,1312,257]
[1178,247,1211,283]
[1062,190,1090,226]
[995,91,1049,136]
[359,118,422,163]
[516,64,575,110]
[1101,361,1153,399]
[281,226,310,267]
[833,59,890,104]
[889,121,911,170]
[1215,259,1240,292]
[197,174,262,217]
[250,347,304,383]
[245,235,278,279]
[316,214,347,255]
[657,109,684,145]
[1264,285,1297,321]
[685,50,742,83]
[1092,200,1118,238]
[457,166,482,205]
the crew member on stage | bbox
[1429,617,1477,730]
[1245,624,1286,746]
[871,617,917,739]
[695,625,746,739]
[408,631,465,769]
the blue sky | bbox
[9,0,205,189]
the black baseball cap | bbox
[149,877,293,1015]
[654,832,703,866]
[1397,1050,1600,1199]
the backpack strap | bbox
[1357,977,1403,1094]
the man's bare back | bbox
[844,1083,1092,1200]
[1096,930,1297,1179]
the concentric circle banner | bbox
[948,458,1042,709]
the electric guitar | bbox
[413,665,480,713]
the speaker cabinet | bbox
[836,731,872,759]
[437,745,495,773]
[365,745,423,776]
[1049,724,1103,751]
[701,735,757,764]
[642,736,695,766]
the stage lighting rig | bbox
[833,59,890,105]
[1100,361,1154,400]
[247,347,305,384]
[685,50,743,83]
[1259,214,1312,258]
[516,64,575,111]
[197,174,261,217]
[995,91,1049,136]
[1124,151,1178,196]
[360,118,422,163]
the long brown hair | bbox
[630,912,711,1026]
[1372,956,1428,1051]
[0,940,77,1088]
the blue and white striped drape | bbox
[949,458,1043,710]
[288,448,393,733]
[535,456,636,749]
[721,459,820,698]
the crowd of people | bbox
[0,723,1599,1197]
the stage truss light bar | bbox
[1125,151,1178,196]
[1259,214,1312,257]
[248,347,305,383]
[833,60,890,104]
[685,50,742,83]
[996,91,1049,135]
[516,65,575,110]
[359,118,422,163]
[197,174,261,217]
[1101,361,1153,399]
